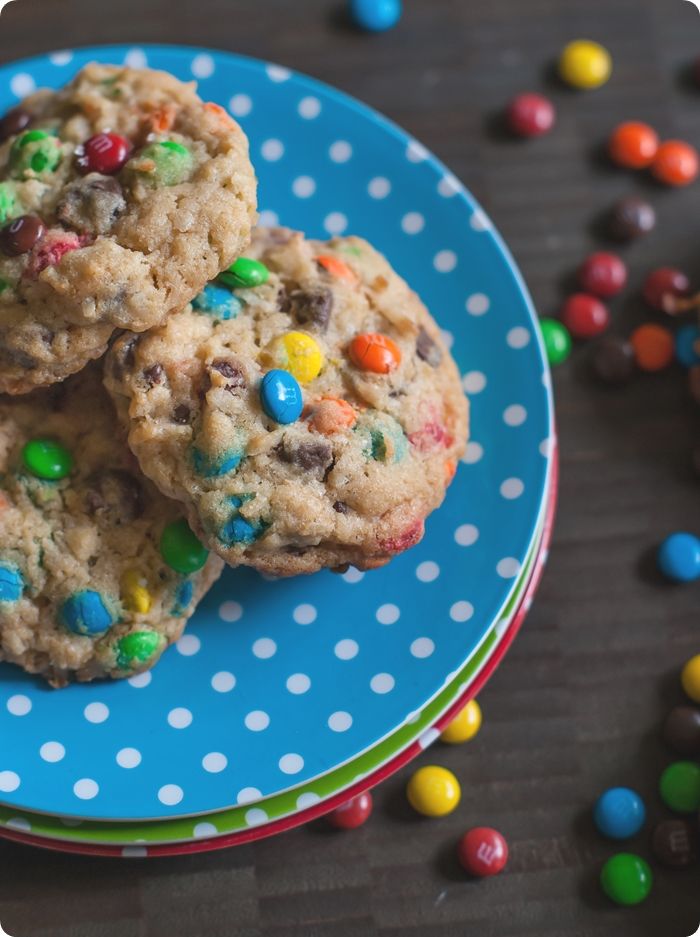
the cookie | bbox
[0,365,223,686]
[105,228,468,576]
[0,63,257,393]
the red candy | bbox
[561,293,611,339]
[506,93,556,138]
[458,827,509,877]
[327,792,373,829]
[378,519,424,554]
[408,421,454,452]
[643,267,691,311]
[77,133,132,175]
[24,230,84,278]
[608,122,659,169]
[578,252,628,298]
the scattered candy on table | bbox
[506,93,556,138]
[680,654,700,703]
[674,324,700,368]
[608,196,656,240]
[600,853,653,906]
[260,368,304,424]
[539,317,572,366]
[558,39,612,90]
[629,323,674,372]
[440,699,482,744]
[406,765,461,817]
[560,293,610,339]
[656,532,700,583]
[327,791,373,829]
[662,706,700,757]
[608,121,659,169]
[577,252,627,298]
[651,819,698,869]
[593,787,646,840]
[458,827,508,877]
[658,761,700,813]
[22,438,73,480]
[643,267,691,312]
[349,0,402,32]
[651,140,699,187]
[590,336,635,384]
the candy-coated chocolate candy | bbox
[657,532,700,582]
[440,699,482,744]
[265,331,324,384]
[406,765,461,817]
[630,323,674,372]
[192,447,244,478]
[458,827,508,877]
[600,854,652,906]
[651,819,697,868]
[61,590,113,636]
[608,121,659,169]
[173,579,194,613]
[349,332,401,373]
[316,254,357,283]
[0,182,20,226]
[358,411,408,463]
[593,787,646,840]
[651,140,699,187]
[0,108,31,143]
[681,654,700,703]
[115,630,164,670]
[134,141,193,186]
[660,761,700,813]
[609,196,656,241]
[663,706,700,757]
[77,132,131,175]
[561,293,610,339]
[0,564,23,602]
[577,252,627,298]
[506,93,556,138]
[643,267,691,311]
[307,396,357,434]
[559,39,612,90]
[590,336,635,384]
[675,324,700,368]
[538,317,571,366]
[219,495,266,545]
[218,257,270,290]
[192,283,242,320]
[349,0,402,32]
[10,130,62,177]
[120,568,152,614]
[160,518,209,574]
[0,214,45,256]
[260,368,304,424]
[328,791,373,828]
[22,438,73,480]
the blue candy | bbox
[219,495,266,545]
[349,0,402,32]
[192,447,244,477]
[0,564,23,602]
[594,787,646,840]
[172,579,194,614]
[192,284,242,320]
[657,532,700,582]
[674,324,700,368]
[60,590,113,636]
[260,369,303,424]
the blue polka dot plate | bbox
[0,45,553,821]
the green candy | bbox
[356,412,408,464]
[0,182,20,225]
[600,854,652,906]
[10,130,62,178]
[0,278,9,295]
[659,761,700,813]
[539,317,571,366]
[218,257,270,290]
[135,141,194,186]
[160,518,209,574]
[115,630,165,670]
[22,439,73,480]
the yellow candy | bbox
[265,331,324,384]
[681,654,700,703]
[406,765,461,817]
[559,40,612,90]
[440,699,482,744]
[121,568,152,615]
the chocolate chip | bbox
[172,404,191,424]
[110,335,138,380]
[277,287,291,313]
[333,500,348,513]
[83,469,143,521]
[209,358,245,393]
[289,287,333,331]
[276,439,333,472]
[143,363,164,386]
[651,819,697,869]
[55,174,126,236]
[416,327,442,367]
[0,108,31,143]
[0,215,45,256]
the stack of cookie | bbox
[0,64,468,687]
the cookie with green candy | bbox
[0,63,257,395]
[0,364,223,687]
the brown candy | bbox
[0,108,31,143]
[590,336,636,384]
[0,215,45,256]
[608,196,656,241]
[663,705,700,757]
[651,819,697,869]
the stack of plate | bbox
[0,46,556,857]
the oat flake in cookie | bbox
[0,63,257,394]
[0,365,223,686]
[106,228,468,577]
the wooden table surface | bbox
[0,0,699,934]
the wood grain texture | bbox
[0,0,699,934]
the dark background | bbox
[0,0,699,934]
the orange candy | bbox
[348,332,402,374]
[316,254,357,283]
[204,102,237,129]
[444,459,457,484]
[608,121,659,169]
[307,396,357,434]
[144,105,176,134]
[630,323,674,371]
[651,140,699,187]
